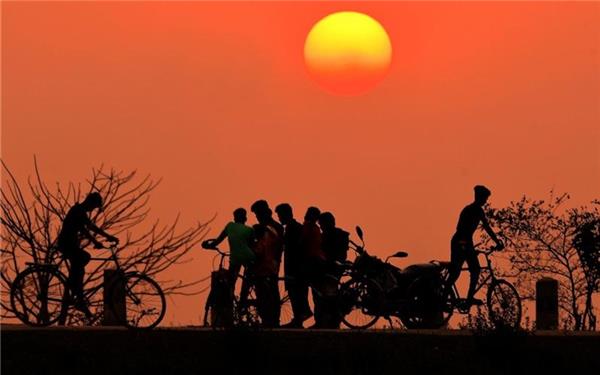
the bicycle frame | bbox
[448,247,500,302]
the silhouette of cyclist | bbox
[446,185,503,308]
[57,192,118,315]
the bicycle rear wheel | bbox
[234,283,261,327]
[112,273,166,329]
[278,281,294,327]
[10,267,68,327]
[486,279,521,329]
[339,278,382,329]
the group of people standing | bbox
[206,199,350,328]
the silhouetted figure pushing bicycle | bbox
[446,185,504,309]
[57,192,118,316]
[205,208,256,303]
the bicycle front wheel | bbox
[486,279,521,329]
[10,267,68,327]
[112,273,166,329]
[339,278,382,329]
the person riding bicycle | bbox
[57,192,118,315]
[446,185,504,308]
[205,208,256,297]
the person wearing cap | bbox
[57,192,119,316]
[446,185,504,308]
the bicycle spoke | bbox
[11,268,67,326]
[119,274,165,329]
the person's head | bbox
[318,212,336,232]
[275,203,294,225]
[474,185,491,206]
[304,206,321,224]
[251,199,272,224]
[82,192,103,211]
[233,208,247,224]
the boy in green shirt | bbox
[207,208,255,292]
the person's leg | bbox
[270,276,281,327]
[445,239,465,299]
[465,248,481,303]
[298,277,312,319]
[239,266,252,308]
[310,267,326,328]
[321,275,339,328]
[69,250,91,304]
[229,262,241,297]
[286,274,306,324]
[256,275,276,328]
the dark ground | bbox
[2,325,600,375]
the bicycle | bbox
[10,243,166,329]
[434,244,522,329]
[201,240,293,328]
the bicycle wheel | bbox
[278,282,294,327]
[486,279,521,329]
[202,289,215,327]
[402,276,452,329]
[111,273,166,329]
[339,278,382,329]
[234,283,261,327]
[10,267,68,327]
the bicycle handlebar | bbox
[201,239,228,256]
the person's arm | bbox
[87,222,118,243]
[210,226,229,247]
[81,227,104,248]
[480,212,503,248]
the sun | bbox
[304,11,392,96]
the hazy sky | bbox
[3,1,599,325]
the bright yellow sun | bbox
[304,11,392,96]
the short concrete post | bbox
[102,269,126,325]
[536,277,559,330]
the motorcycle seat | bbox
[430,260,452,269]
[399,263,441,277]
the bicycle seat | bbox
[399,263,441,278]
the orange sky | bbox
[2,1,599,325]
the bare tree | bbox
[1,158,211,324]
[484,192,600,330]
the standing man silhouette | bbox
[276,203,312,328]
[300,206,326,328]
[318,211,350,328]
[57,192,119,316]
[446,185,503,308]
[250,200,284,328]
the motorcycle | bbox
[338,226,453,329]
